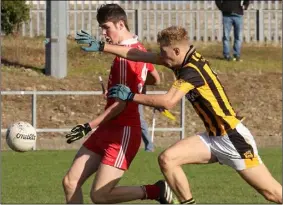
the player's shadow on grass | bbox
[1,58,45,74]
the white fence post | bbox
[275,11,279,43]
[136,7,142,41]
[88,1,92,34]
[256,9,264,42]
[29,3,33,37]
[32,90,37,150]
[36,1,40,36]
[246,11,251,43]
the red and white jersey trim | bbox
[114,126,131,168]
[119,58,127,85]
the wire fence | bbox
[22,0,282,43]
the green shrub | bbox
[1,0,30,35]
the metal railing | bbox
[1,90,186,149]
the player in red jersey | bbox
[62,4,174,204]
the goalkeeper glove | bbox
[75,30,105,52]
[65,123,92,144]
[108,84,135,101]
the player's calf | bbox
[90,180,174,204]
[90,190,108,204]
[238,164,282,204]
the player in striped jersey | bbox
[62,4,173,204]
[82,26,282,204]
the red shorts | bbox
[83,123,141,170]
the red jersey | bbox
[105,36,154,127]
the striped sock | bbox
[181,198,196,204]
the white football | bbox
[6,121,37,152]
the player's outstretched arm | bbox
[103,44,164,66]
[132,86,186,110]
[88,99,126,128]
[75,30,164,66]
[108,84,186,110]
[65,99,126,143]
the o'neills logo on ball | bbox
[16,133,36,140]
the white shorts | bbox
[198,122,262,171]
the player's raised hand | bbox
[77,30,92,38]
[108,84,135,101]
[74,30,105,52]
[65,123,92,144]
[75,30,94,44]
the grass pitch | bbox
[2,147,281,204]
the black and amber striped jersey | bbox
[172,46,242,136]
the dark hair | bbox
[97,4,129,31]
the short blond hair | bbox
[157,26,189,46]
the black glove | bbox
[65,123,92,144]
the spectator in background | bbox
[215,0,249,62]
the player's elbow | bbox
[150,78,161,86]
[109,99,126,116]
[163,100,176,110]
[115,99,127,110]
[145,70,161,86]
[164,104,174,110]
[154,77,161,85]
[151,69,161,85]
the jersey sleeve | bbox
[172,66,205,93]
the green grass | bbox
[2,147,282,204]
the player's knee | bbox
[90,190,108,204]
[62,174,81,191]
[158,150,173,170]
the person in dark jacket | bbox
[216,0,249,61]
